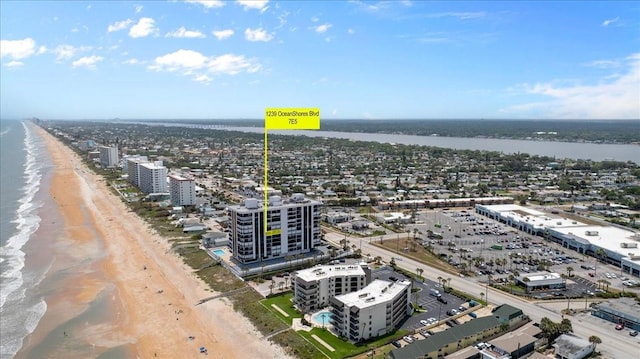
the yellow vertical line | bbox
[264,127,268,234]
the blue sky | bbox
[1,1,638,120]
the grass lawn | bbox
[230,290,289,337]
[261,293,301,325]
[272,330,326,359]
[373,239,459,275]
[196,265,245,292]
[299,327,407,359]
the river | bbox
[218,126,639,163]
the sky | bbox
[1,0,639,120]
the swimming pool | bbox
[213,249,225,256]
[312,311,332,326]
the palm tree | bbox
[437,276,443,287]
[480,292,485,304]
[602,280,611,291]
[522,276,531,293]
[540,317,556,346]
[446,277,452,290]
[595,248,607,263]
[559,318,573,334]
[566,266,574,277]
[416,268,424,282]
[589,335,602,352]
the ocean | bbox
[0,120,52,359]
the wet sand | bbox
[18,125,289,359]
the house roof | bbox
[491,304,524,322]
[390,316,500,359]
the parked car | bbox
[437,296,448,304]
[403,335,414,343]
[420,319,429,326]
[630,331,638,337]
[615,324,624,330]
[391,341,402,348]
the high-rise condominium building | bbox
[169,174,196,206]
[125,155,148,187]
[98,145,119,168]
[138,161,168,194]
[228,194,321,264]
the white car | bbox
[403,335,414,343]
[428,317,437,323]
[420,320,429,326]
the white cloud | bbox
[107,19,133,33]
[122,58,141,65]
[311,16,319,23]
[194,74,212,84]
[314,23,332,33]
[5,60,24,67]
[71,27,79,33]
[501,53,640,119]
[347,28,355,35]
[0,38,36,60]
[236,0,269,11]
[184,0,225,9]
[37,46,47,55]
[208,54,260,74]
[135,5,143,13]
[129,18,157,38]
[244,27,273,42]
[602,17,619,27]
[148,49,261,80]
[428,12,486,20]
[72,55,104,69]
[212,29,234,40]
[166,27,206,38]
[584,59,621,69]
[52,44,92,61]
[148,49,209,72]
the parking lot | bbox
[372,268,470,332]
[405,208,640,298]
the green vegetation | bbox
[229,290,289,336]
[298,327,407,359]
[261,293,301,325]
[272,330,326,359]
[195,264,245,292]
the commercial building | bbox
[228,194,321,264]
[330,279,412,342]
[553,334,594,359]
[590,297,640,331]
[138,161,168,194]
[293,264,366,313]
[516,272,565,292]
[169,174,196,206]
[475,204,640,277]
[98,145,119,168]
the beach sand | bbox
[18,125,290,359]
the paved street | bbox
[324,230,636,359]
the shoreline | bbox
[18,124,289,358]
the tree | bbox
[559,318,573,334]
[589,335,602,352]
[416,268,424,282]
[595,248,607,264]
[446,277,452,290]
[566,266,574,277]
[540,317,558,346]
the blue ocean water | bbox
[0,120,50,359]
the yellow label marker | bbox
[263,108,320,235]
[265,229,282,236]
[265,108,320,129]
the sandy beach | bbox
[21,125,289,359]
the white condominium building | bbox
[169,174,196,206]
[330,279,412,342]
[228,194,321,264]
[293,264,367,312]
[125,155,148,187]
[98,145,119,168]
[139,161,168,194]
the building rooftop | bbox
[489,332,537,353]
[228,195,322,212]
[335,279,410,309]
[295,264,366,282]
[553,334,593,357]
[593,297,640,324]
[517,272,561,282]
[552,225,640,259]
[444,346,479,359]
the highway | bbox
[324,231,636,359]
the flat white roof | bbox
[518,272,561,282]
[335,279,410,309]
[296,264,365,282]
[552,225,640,258]
[478,204,545,216]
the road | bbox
[324,231,636,359]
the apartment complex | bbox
[98,145,119,168]
[293,264,367,313]
[139,161,168,194]
[330,279,412,342]
[169,174,196,206]
[228,194,322,264]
